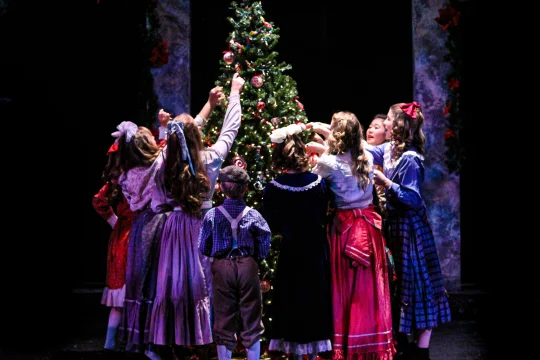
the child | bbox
[114,121,170,359]
[92,141,137,352]
[306,111,395,360]
[366,114,397,301]
[366,102,452,360]
[198,165,272,360]
[262,123,332,360]
[148,74,245,354]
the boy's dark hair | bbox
[218,165,250,199]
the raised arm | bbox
[157,109,172,146]
[195,86,224,128]
[362,140,387,166]
[306,121,331,139]
[208,73,245,158]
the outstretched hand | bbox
[305,141,328,156]
[306,122,331,139]
[158,109,172,127]
[230,73,245,95]
[208,86,224,107]
[373,169,389,187]
[312,133,326,146]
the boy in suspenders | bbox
[198,165,272,360]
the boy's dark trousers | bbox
[211,255,264,354]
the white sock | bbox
[104,307,122,350]
[416,328,432,348]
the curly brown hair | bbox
[164,114,211,215]
[271,134,309,173]
[118,126,161,172]
[101,150,123,207]
[328,111,371,190]
[388,103,426,161]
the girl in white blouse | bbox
[306,111,395,360]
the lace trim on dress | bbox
[269,175,322,192]
[384,148,424,171]
[269,339,332,355]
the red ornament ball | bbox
[251,75,264,88]
[223,51,235,65]
[260,280,271,293]
[231,155,247,169]
[256,100,266,110]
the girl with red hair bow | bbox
[365,102,452,360]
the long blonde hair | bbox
[328,111,371,189]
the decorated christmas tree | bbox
[203,0,312,346]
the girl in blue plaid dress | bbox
[366,102,452,360]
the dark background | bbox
[3,0,518,354]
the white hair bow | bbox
[270,123,306,143]
[111,121,138,143]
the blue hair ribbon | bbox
[167,121,195,175]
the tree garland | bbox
[435,1,464,174]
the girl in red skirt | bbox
[307,112,395,360]
[92,141,137,351]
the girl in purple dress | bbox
[148,73,245,358]
[114,121,169,359]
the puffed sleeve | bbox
[363,142,388,166]
[387,154,425,211]
[92,182,118,228]
[312,154,337,180]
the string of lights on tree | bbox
[203,0,313,346]
[435,0,464,174]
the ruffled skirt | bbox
[149,210,213,346]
